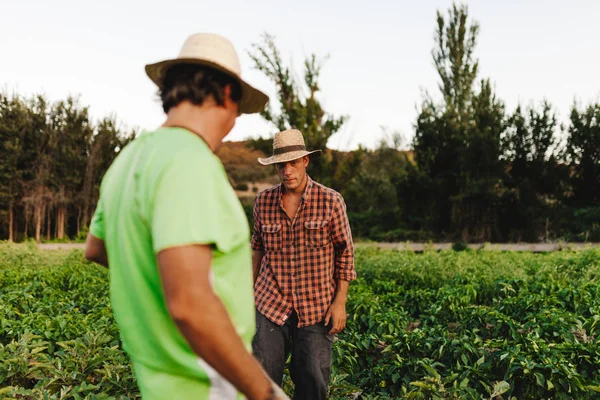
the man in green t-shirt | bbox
[85,33,288,400]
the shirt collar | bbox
[277,174,314,203]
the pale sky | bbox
[1,0,598,150]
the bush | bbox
[234,182,249,191]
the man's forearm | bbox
[252,250,264,284]
[333,279,350,303]
[170,291,271,400]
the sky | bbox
[1,0,598,150]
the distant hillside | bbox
[215,141,279,198]
[216,140,415,198]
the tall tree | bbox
[565,102,600,206]
[452,79,505,241]
[48,96,93,239]
[248,33,347,183]
[500,101,567,240]
[20,95,54,243]
[412,3,505,241]
[81,116,134,231]
[0,92,28,241]
[432,3,480,120]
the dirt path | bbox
[37,242,600,252]
[372,242,600,252]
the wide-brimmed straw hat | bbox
[258,129,322,165]
[145,33,269,114]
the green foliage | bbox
[2,245,600,399]
[333,247,600,399]
[498,102,568,242]
[234,182,249,191]
[0,244,139,399]
[565,102,600,206]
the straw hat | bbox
[258,129,322,165]
[145,33,269,114]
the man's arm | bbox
[325,194,356,335]
[158,244,275,400]
[252,250,264,284]
[250,198,265,285]
[84,233,108,268]
[324,279,350,334]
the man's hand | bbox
[324,299,347,335]
[270,378,291,400]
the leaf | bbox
[586,386,600,393]
[534,372,545,387]
[461,354,469,365]
[30,346,48,354]
[491,381,510,397]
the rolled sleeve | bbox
[330,194,356,282]
[250,197,264,252]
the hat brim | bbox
[145,58,269,114]
[258,150,322,166]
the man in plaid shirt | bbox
[251,129,356,399]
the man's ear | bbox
[223,85,239,114]
[304,156,310,167]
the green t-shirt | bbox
[89,127,254,397]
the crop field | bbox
[1,244,599,399]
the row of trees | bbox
[0,93,135,242]
[248,4,599,242]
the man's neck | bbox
[162,101,227,152]
[283,174,308,196]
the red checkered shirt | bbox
[251,176,356,327]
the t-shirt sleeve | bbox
[151,153,233,254]
[89,198,106,241]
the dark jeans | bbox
[252,311,334,400]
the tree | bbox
[412,3,506,241]
[565,102,600,206]
[20,94,53,243]
[499,101,567,240]
[248,33,347,183]
[452,79,505,241]
[81,116,134,231]
[338,129,411,240]
[0,91,28,241]
[432,3,480,120]
[47,96,93,239]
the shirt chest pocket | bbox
[262,224,282,251]
[304,220,330,248]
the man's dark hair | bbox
[159,64,242,113]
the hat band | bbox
[273,145,306,155]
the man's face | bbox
[276,156,309,191]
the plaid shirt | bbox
[251,176,356,328]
